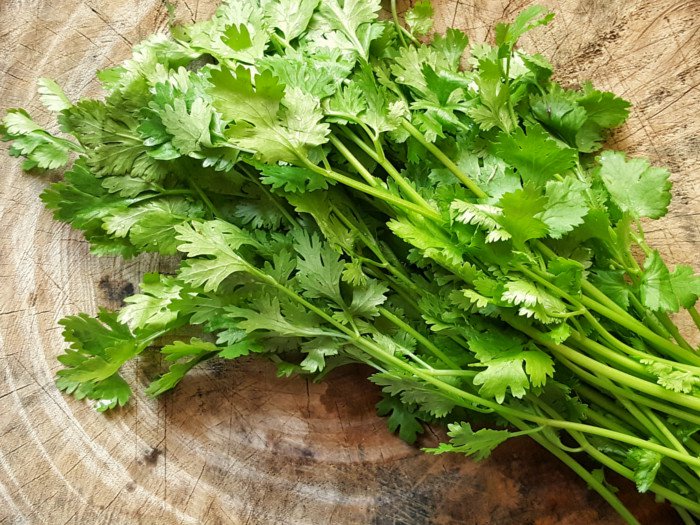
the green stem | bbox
[339,127,434,210]
[188,179,221,218]
[655,310,695,351]
[400,119,487,199]
[328,135,382,188]
[583,444,700,514]
[390,0,408,47]
[299,157,441,220]
[558,355,700,426]
[506,416,641,525]
[689,306,700,332]
[507,316,700,412]
[379,307,461,369]
[579,293,700,365]
[538,403,700,515]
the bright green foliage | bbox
[404,1,433,36]
[424,422,513,459]
[376,395,425,444]
[4,2,700,520]
[597,150,671,220]
[624,448,662,493]
[492,124,578,187]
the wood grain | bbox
[0,1,697,523]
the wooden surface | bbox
[0,1,698,523]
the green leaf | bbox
[669,265,700,309]
[596,150,671,219]
[300,337,341,373]
[640,251,677,312]
[37,78,72,112]
[376,395,425,444]
[492,123,578,187]
[577,83,630,128]
[314,0,382,59]
[175,220,255,291]
[494,6,554,49]
[424,422,512,460]
[293,230,346,305]
[264,0,319,41]
[103,197,204,254]
[118,273,183,330]
[497,184,549,247]
[624,448,662,493]
[55,310,144,409]
[2,109,78,171]
[370,372,456,417]
[642,359,700,394]
[159,97,213,155]
[404,1,433,36]
[539,178,590,239]
[591,270,630,310]
[145,338,219,396]
[259,162,330,193]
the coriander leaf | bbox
[264,0,319,41]
[37,77,72,112]
[293,230,346,305]
[1,109,79,170]
[259,163,330,193]
[103,197,205,254]
[495,6,554,49]
[159,97,213,155]
[523,349,555,388]
[404,1,433,36]
[642,359,700,394]
[669,265,700,309]
[530,85,587,146]
[314,0,382,59]
[347,281,389,318]
[492,123,578,187]
[596,150,671,219]
[300,337,341,373]
[624,448,662,493]
[577,82,630,128]
[175,219,256,291]
[640,251,677,312]
[376,395,425,444]
[539,178,590,239]
[467,56,516,133]
[496,184,549,247]
[424,422,512,460]
[592,270,631,310]
[227,294,330,338]
[145,338,220,396]
[370,372,456,417]
[60,100,168,181]
[118,273,184,331]
[431,28,469,70]
[55,310,145,410]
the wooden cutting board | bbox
[1,1,697,523]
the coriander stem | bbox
[400,119,487,199]
[689,305,700,331]
[339,128,435,210]
[299,157,441,220]
[349,332,700,468]
[379,307,461,369]
[579,293,700,366]
[188,179,221,219]
[504,416,641,525]
[558,355,700,426]
[506,315,700,411]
